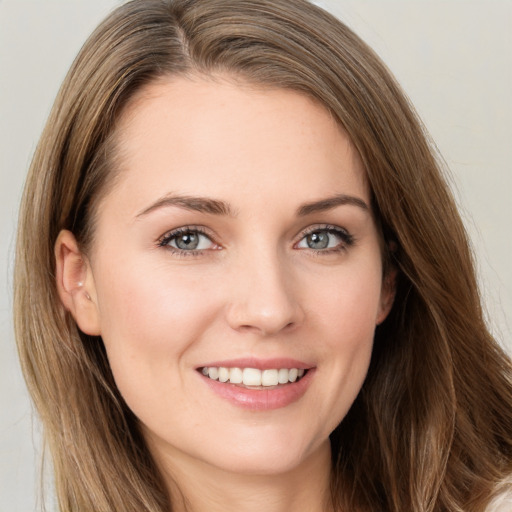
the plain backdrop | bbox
[1,1,511,510]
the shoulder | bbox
[486,477,512,512]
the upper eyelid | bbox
[296,224,351,239]
[158,225,215,243]
[300,224,347,233]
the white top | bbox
[487,479,512,512]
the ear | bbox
[376,267,397,325]
[54,230,101,335]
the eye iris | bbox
[175,232,199,250]
[307,231,329,249]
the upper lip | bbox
[196,357,314,371]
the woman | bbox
[14,0,512,511]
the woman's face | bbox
[65,76,393,477]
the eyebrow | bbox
[136,194,236,218]
[136,192,369,219]
[296,194,369,216]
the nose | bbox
[225,249,304,337]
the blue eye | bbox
[296,227,353,251]
[159,228,216,252]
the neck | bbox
[152,440,334,512]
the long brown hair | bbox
[14,1,512,510]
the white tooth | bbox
[229,367,243,384]
[288,368,298,382]
[208,367,219,380]
[298,369,305,378]
[202,367,209,376]
[243,368,262,386]
[218,367,229,382]
[261,369,279,386]
[278,368,289,384]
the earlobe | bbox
[54,230,101,335]
[376,268,397,325]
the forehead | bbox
[101,75,369,216]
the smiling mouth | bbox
[199,367,307,388]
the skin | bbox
[55,76,395,512]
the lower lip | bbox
[199,370,315,411]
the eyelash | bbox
[157,224,355,257]
[157,226,216,257]
[296,225,355,254]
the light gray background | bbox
[1,1,510,510]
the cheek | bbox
[308,262,382,420]
[313,259,383,343]
[92,260,221,392]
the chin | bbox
[198,426,330,476]
[209,451,312,477]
